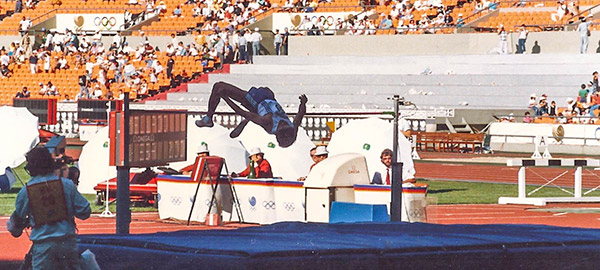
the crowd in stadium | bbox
[524,71,600,124]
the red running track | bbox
[415,162,600,189]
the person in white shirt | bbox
[93,30,102,44]
[0,52,10,67]
[577,17,590,54]
[19,16,31,36]
[46,81,58,96]
[38,82,47,96]
[517,24,528,54]
[251,27,262,56]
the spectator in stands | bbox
[224,41,234,63]
[15,0,23,13]
[498,25,508,54]
[19,16,31,37]
[578,83,589,103]
[551,2,568,22]
[538,98,549,115]
[588,92,600,117]
[156,1,167,15]
[282,27,289,55]
[576,17,590,54]
[38,82,46,95]
[232,147,273,178]
[380,14,393,29]
[0,64,12,78]
[273,29,282,56]
[237,30,247,62]
[172,5,182,17]
[251,28,262,56]
[592,71,599,94]
[517,24,528,54]
[46,81,58,96]
[15,86,30,98]
[456,14,464,27]
[528,93,537,108]
[523,111,532,123]
[0,50,9,67]
[244,29,253,63]
[545,99,555,116]
[214,35,225,70]
[28,50,38,74]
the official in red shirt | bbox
[180,144,210,175]
[233,147,273,178]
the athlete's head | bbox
[276,126,297,148]
[25,147,56,176]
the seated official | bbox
[232,147,273,178]
[372,148,416,185]
[310,145,328,171]
[180,144,210,175]
[298,145,328,181]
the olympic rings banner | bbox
[271,12,358,34]
[56,14,125,32]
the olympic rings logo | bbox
[262,201,276,209]
[94,16,117,31]
[283,202,295,211]
[309,15,336,30]
[170,196,182,205]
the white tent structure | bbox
[327,117,416,182]
[237,122,314,180]
[78,127,114,194]
[169,119,248,173]
[0,106,39,171]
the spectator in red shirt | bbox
[589,92,600,117]
[233,147,273,178]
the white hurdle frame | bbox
[498,159,600,206]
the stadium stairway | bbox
[144,54,600,113]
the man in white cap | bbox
[310,145,328,171]
[251,27,262,56]
[233,147,272,178]
[298,145,328,181]
[180,143,210,175]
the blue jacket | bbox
[13,173,91,241]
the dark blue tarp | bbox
[78,222,600,269]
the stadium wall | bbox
[289,31,600,56]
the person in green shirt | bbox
[578,84,589,103]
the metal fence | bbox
[45,102,438,141]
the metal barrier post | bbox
[518,167,526,199]
[575,166,582,198]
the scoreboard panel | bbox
[110,110,187,167]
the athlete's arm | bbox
[292,94,307,128]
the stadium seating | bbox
[145,54,598,111]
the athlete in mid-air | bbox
[195,82,307,148]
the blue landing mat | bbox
[78,222,600,269]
